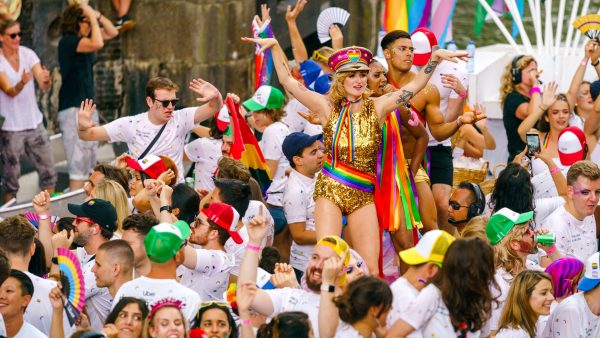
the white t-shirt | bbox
[426,61,468,147]
[13,322,47,338]
[113,276,201,324]
[23,271,72,335]
[495,327,530,338]
[334,322,373,338]
[387,277,420,331]
[531,157,568,177]
[82,259,113,330]
[544,205,598,262]
[483,196,565,226]
[0,46,43,131]
[184,137,222,190]
[283,169,316,272]
[177,248,234,301]
[541,292,600,337]
[531,164,570,199]
[400,284,480,337]
[104,107,197,183]
[283,99,322,136]
[259,121,290,206]
[265,288,321,338]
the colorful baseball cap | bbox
[399,230,455,267]
[328,46,373,73]
[68,199,117,233]
[486,207,534,245]
[125,154,168,180]
[300,60,323,87]
[558,126,587,166]
[410,27,438,67]
[144,221,191,263]
[578,251,600,291]
[201,202,243,244]
[242,85,285,111]
[312,73,332,94]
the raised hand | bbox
[78,99,97,131]
[226,92,241,105]
[473,103,487,129]
[585,39,598,60]
[157,169,175,186]
[322,251,347,285]
[247,204,270,243]
[40,66,51,85]
[431,48,469,63]
[286,0,307,22]
[271,263,299,288]
[159,182,173,206]
[189,78,221,103]
[32,190,51,215]
[541,82,558,109]
[241,37,278,55]
[21,69,33,84]
[114,152,131,169]
[255,3,271,27]
[52,229,74,251]
[143,179,162,198]
[298,111,322,125]
[236,281,258,313]
[329,24,343,49]
[441,73,466,96]
[49,286,64,310]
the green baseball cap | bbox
[242,85,285,111]
[144,221,191,263]
[486,208,534,245]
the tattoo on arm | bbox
[395,89,414,106]
[424,59,439,74]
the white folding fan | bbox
[316,7,350,44]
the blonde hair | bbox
[494,223,529,276]
[142,306,189,338]
[498,270,553,337]
[460,216,489,242]
[329,71,372,109]
[94,180,131,234]
[500,55,536,107]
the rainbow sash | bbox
[331,98,362,167]
[322,156,376,193]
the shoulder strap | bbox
[139,122,168,159]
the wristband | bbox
[546,245,557,255]
[458,91,468,99]
[159,205,172,213]
[456,117,463,127]
[241,319,251,326]
[320,284,335,293]
[246,244,260,252]
[38,213,51,220]
[529,87,541,96]
[51,257,58,265]
[592,59,600,67]
[549,167,560,175]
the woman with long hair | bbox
[242,36,466,275]
[105,297,149,338]
[94,179,131,235]
[496,270,554,338]
[195,302,238,338]
[566,39,599,126]
[385,238,497,337]
[143,299,189,338]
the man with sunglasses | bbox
[77,76,223,184]
[447,181,485,234]
[544,160,600,263]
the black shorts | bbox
[428,145,453,186]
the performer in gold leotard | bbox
[242,36,467,276]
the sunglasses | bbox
[7,32,22,39]
[311,50,328,63]
[200,300,229,309]
[75,216,95,225]
[154,98,179,108]
[449,201,469,210]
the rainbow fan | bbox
[57,248,86,325]
[572,14,600,41]
[23,211,59,230]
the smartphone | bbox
[526,133,540,156]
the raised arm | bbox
[318,253,346,338]
[95,9,119,41]
[76,4,104,53]
[567,40,596,109]
[77,99,110,141]
[241,37,330,119]
[585,89,600,136]
[32,190,54,268]
[373,47,468,122]
[517,82,558,142]
[285,0,309,64]
[189,78,223,124]
[535,149,567,197]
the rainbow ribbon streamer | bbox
[375,109,422,232]
[331,98,362,167]
[252,17,273,90]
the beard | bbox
[305,266,322,292]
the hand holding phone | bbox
[526,133,541,156]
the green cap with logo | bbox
[144,221,191,263]
[242,85,285,111]
[486,207,534,245]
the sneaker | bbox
[114,15,135,33]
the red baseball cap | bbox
[411,27,438,67]
[558,126,587,166]
[201,202,243,244]
[125,154,168,179]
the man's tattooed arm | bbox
[424,45,441,74]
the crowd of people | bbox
[0,1,599,337]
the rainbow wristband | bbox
[529,87,541,96]
[246,244,260,252]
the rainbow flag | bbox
[252,17,273,90]
[431,0,457,47]
[225,98,272,195]
[383,0,409,32]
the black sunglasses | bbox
[154,98,179,108]
[7,32,22,39]
[449,201,469,210]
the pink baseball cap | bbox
[201,202,243,244]
[558,126,587,166]
[410,27,438,67]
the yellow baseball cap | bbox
[399,230,455,267]
[316,235,351,284]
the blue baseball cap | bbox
[578,252,600,292]
[282,132,323,164]
[313,73,332,94]
[300,60,323,87]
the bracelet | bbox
[51,257,58,265]
[581,59,588,67]
[549,166,560,175]
[456,117,463,127]
[592,59,600,67]
[546,245,557,255]
[458,91,468,99]
[38,213,51,220]
[529,87,541,96]
[246,244,260,252]
[241,319,251,326]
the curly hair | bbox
[500,55,536,107]
[255,108,285,123]
[434,238,498,333]
[333,276,392,324]
[329,71,372,110]
[498,270,552,337]
[494,223,529,276]
[216,157,251,182]
[489,163,535,214]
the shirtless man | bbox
[381,30,484,252]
